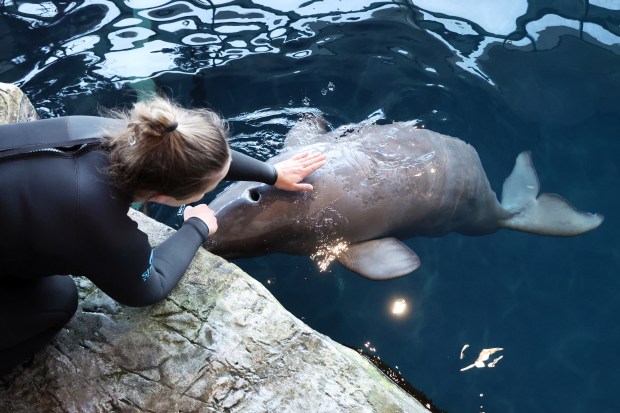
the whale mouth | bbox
[202,238,218,251]
[203,242,260,260]
[202,236,252,259]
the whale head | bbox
[205,178,316,258]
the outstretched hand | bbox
[273,152,327,191]
[184,204,218,235]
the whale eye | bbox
[248,188,261,203]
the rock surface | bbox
[0,83,38,123]
[0,82,431,413]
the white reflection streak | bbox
[251,0,383,15]
[422,28,498,85]
[214,5,287,32]
[160,20,198,33]
[412,0,527,35]
[524,15,620,51]
[460,347,504,371]
[216,24,262,34]
[137,1,212,23]
[114,18,143,28]
[488,355,503,368]
[108,27,156,51]
[589,0,620,10]
[583,22,620,46]
[460,344,469,360]
[95,40,179,79]
[17,2,58,17]
[62,35,101,56]
[125,0,171,8]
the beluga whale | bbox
[205,117,603,280]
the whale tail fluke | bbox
[499,152,603,236]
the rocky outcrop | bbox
[0,83,431,413]
[0,83,38,123]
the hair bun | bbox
[164,121,178,133]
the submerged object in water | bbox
[205,117,603,280]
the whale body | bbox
[205,118,603,280]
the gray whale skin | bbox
[206,117,603,280]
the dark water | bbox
[1,1,619,412]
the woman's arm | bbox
[225,150,278,185]
[226,149,326,191]
[82,215,210,307]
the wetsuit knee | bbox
[0,275,78,376]
[46,275,79,322]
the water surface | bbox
[1,1,618,412]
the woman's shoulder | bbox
[76,149,132,220]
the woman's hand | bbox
[184,205,218,235]
[273,152,327,191]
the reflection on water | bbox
[2,0,400,85]
[1,1,619,413]
[391,298,408,316]
[460,347,504,371]
[413,0,528,34]
[460,343,470,359]
[2,0,619,106]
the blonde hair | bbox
[103,97,230,199]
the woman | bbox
[0,97,326,376]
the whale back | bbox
[208,121,505,258]
[206,119,603,279]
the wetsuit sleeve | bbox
[136,217,210,303]
[225,149,278,185]
[79,212,210,308]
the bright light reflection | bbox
[391,298,408,316]
[310,238,349,272]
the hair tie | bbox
[164,121,178,133]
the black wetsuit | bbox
[0,116,277,376]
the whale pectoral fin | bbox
[336,238,421,280]
[284,114,329,148]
